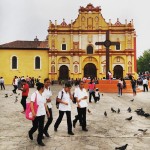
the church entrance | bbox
[59,65,69,80]
[113,65,123,79]
[84,63,97,78]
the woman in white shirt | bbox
[28,83,50,146]
[43,78,53,137]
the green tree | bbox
[137,49,150,73]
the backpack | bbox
[56,91,64,109]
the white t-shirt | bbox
[31,91,46,116]
[42,87,52,108]
[58,89,71,111]
[95,91,100,97]
[74,87,88,108]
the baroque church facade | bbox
[0,4,137,84]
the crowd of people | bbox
[0,73,149,146]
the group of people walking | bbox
[27,79,95,146]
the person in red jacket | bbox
[20,79,29,113]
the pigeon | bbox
[115,144,128,150]
[125,116,132,121]
[88,109,91,113]
[5,94,8,98]
[111,107,116,113]
[104,111,107,117]
[127,107,131,113]
[102,94,103,96]
[117,108,120,114]
[134,132,143,137]
[144,113,150,117]
[130,99,134,102]
[138,129,148,133]
[10,94,13,96]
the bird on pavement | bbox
[5,94,8,98]
[115,144,128,150]
[117,108,120,114]
[88,109,91,113]
[138,129,148,133]
[125,116,132,121]
[130,99,134,102]
[111,107,116,113]
[127,107,131,113]
[102,94,103,96]
[104,111,107,117]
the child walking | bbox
[95,88,100,103]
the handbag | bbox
[26,92,38,120]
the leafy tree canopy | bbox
[137,49,150,73]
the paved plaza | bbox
[0,85,150,150]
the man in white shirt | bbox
[54,83,74,135]
[143,77,148,92]
[74,81,88,131]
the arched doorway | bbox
[84,63,97,78]
[113,65,123,79]
[59,65,69,80]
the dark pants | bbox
[44,108,53,132]
[78,107,87,129]
[143,84,148,92]
[95,97,100,102]
[21,96,27,110]
[13,85,18,93]
[29,115,45,144]
[54,110,72,132]
[73,108,83,125]
[0,83,5,90]
[118,87,122,95]
[89,91,95,102]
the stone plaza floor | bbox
[0,85,150,150]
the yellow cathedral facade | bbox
[0,4,137,84]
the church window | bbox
[35,56,41,69]
[12,56,17,69]
[62,44,66,50]
[116,44,120,50]
[87,45,93,54]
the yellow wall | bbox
[0,49,49,84]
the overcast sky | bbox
[0,0,150,57]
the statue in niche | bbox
[51,65,55,73]
[88,35,92,43]
[74,65,78,73]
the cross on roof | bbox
[95,30,120,79]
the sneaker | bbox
[68,131,74,135]
[28,131,33,140]
[38,142,45,146]
[43,131,50,137]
